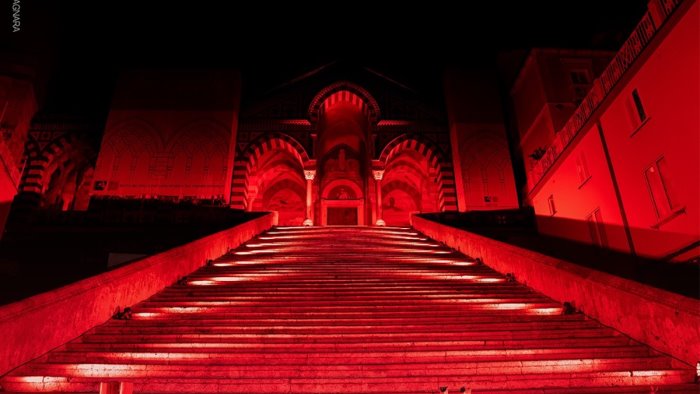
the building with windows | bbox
[516,0,698,260]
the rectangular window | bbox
[547,194,556,216]
[632,89,647,122]
[576,153,591,185]
[644,156,678,218]
[586,208,608,248]
[626,88,648,134]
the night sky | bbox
[2,1,649,117]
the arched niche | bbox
[320,178,364,226]
[382,149,439,225]
[247,149,306,226]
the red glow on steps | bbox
[1,226,695,393]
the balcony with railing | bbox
[526,0,685,192]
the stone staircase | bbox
[1,226,696,393]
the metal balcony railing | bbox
[527,0,684,191]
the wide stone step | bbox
[3,387,699,394]
[100,311,589,324]
[13,357,675,380]
[150,292,537,301]
[67,335,635,350]
[128,304,561,316]
[81,331,623,345]
[139,295,550,306]
[159,284,517,292]
[93,323,608,336]
[44,346,655,364]
[2,369,694,392]
[118,305,565,317]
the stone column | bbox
[303,170,316,226]
[373,170,385,226]
[246,186,258,212]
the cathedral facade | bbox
[89,65,517,226]
[0,0,695,262]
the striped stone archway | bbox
[378,134,457,212]
[230,133,310,210]
[19,133,86,196]
[308,81,381,123]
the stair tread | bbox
[2,226,694,393]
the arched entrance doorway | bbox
[314,88,373,226]
[320,178,364,225]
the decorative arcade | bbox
[230,82,456,227]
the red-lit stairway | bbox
[1,226,696,393]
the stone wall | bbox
[412,214,700,366]
[0,212,277,376]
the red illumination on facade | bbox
[518,0,699,259]
[91,70,241,204]
[0,0,697,391]
[1,226,696,392]
[86,74,458,226]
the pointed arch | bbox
[18,132,95,211]
[383,179,422,210]
[230,132,310,210]
[308,81,381,123]
[378,133,457,211]
[19,133,94,196]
